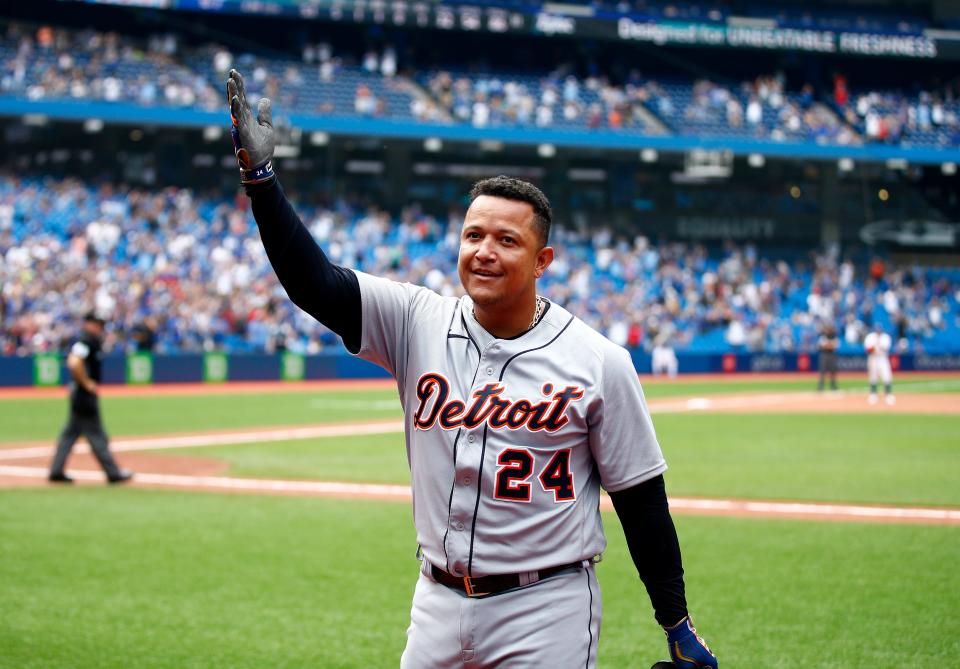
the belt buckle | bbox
[463,576,488,598]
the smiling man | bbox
[457,180,553,338]
[227,69,717,668]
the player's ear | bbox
[534,246,554,279]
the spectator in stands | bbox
[354,84,377,115]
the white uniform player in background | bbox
[652,337,679,379]
[227,69,718,669]
[864,326,895,405]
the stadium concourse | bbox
[2,174,958,357]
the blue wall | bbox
[2,351,958,387]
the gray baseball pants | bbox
[401,560,601,668]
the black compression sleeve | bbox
[608,474,688,627]
[246,179,362,353]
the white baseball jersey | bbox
[864,331,893,384]
[354,271,667,578]
[864,331,891,359]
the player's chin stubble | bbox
[465,282,504,307]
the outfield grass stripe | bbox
[0,391,871,459]
[0,420,406,460]
[2,465,957,524]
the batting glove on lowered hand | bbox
[665,616,718,668]
[226,69,275,185]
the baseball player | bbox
[651,337,679,379]
[227,69,717,668]
[863,325,895,405]
[48,312,133,484]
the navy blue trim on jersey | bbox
[465,313,575,577]
[443,310,483,573]
[467,423,490,578]
[441,426,464,572]
[458,311,482,357]
[585,568,595,669]
[497,314,576,382]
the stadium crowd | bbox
[3,22,960,146]
[0,24,220,110]
[2,174,957,357]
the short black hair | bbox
[469,175,552,246]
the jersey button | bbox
[467,434,475,443]
[454,522,465,531]
[462,477,471,485]
[486,367,493,375]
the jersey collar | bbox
[457,295,574,353]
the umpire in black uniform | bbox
[48,312,133,484]
[817,323,840,392]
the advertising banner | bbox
[281,352,306,381]
[203,352,229,383]
[33,354,61,387]
[126,353,154,385]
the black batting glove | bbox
[226,69,276,185]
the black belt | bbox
[431,562,583,598]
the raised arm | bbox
[227,69,361,352]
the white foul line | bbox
[1,465,957,524]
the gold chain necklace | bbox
[529,295,545,330]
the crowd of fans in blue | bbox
[2,17,957,357]
[2,174,957,357]
[3,22,960,147]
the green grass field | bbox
[1,490,957,668]
[1,376,959,668]
[2,373,957,444]
[167,413,960,506]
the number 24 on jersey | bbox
[494,448,575,503]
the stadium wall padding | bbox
[2,352,959,387]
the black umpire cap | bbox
[83,311,107,327]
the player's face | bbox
[458,196,553,309]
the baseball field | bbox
[1,372,958,668]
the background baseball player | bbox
[864,325,895,405]
[228,69,717,668]
[817,324,840,392]
[48,312,134,484]
[652,336,679,379]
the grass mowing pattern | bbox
[0,489,957,668]
[2,374,957,444]
[177,433,412,484]
[656,413,960,506]
[0,390,402,443]
[168,413,959,507]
